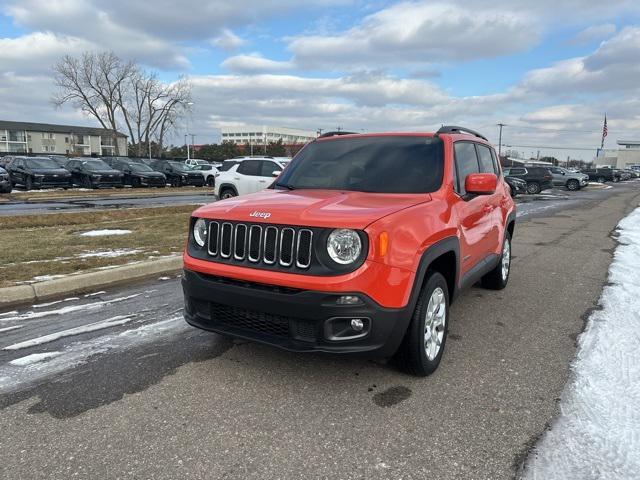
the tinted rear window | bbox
[277,136,444,194]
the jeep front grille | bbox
[207,221,314,270]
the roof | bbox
[0,120,127,138]
[617,139,640,146]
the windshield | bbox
[169,162,189,172]
[276,136,444,193]
[83,160,112,171]
[26,158,61,169]
[129,163,154,172]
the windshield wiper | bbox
[275,182,295,190]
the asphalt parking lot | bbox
[1,182,639,479]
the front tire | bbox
[206,177,215,187]
[597,176,606,183]
[25,176,33,191]
[482,232,512,290]
[526,182,541,194]
[395,271,449,377]
[566,179,579,191]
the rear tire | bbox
[395,271,449,377]
[220,187,237,199]
[482,232,511,290]
[526,182,541,194]
[566,179,579,191]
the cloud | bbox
[287,1,537,69]
[221,54,294,73]
[568,23,617,45]
[520,27,640,94]
[210,29,246,51]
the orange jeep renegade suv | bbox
[182,126,516,376]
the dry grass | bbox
[0,205,198,287]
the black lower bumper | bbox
[181,269,412,357]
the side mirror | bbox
[272,170,282,177]
[465,173,497,195]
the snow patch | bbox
[9,352,63,366]
[79,229,132,237]
[3,315,136,350]
[76,248,142,259]
[0,325,23,333]
[523,206,640,478]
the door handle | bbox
[233,177,240,180]
[258,180,267,183]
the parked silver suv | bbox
[549,166,588,191]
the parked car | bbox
[65,159,124,189]
[614,169,632,181]
[182,126,516,376]
[108,158,166,188]
[0,166,12,193]
[581,168,621,183]
[188,163,218,187]
[548,166,589,190]
[214,157,289,199]
[502,166,553,194]
[150,160,205,187]
[0,155,15,168]
[6,156,72,190]
[623,169,640,179]
[504,176,526,197]
[184,159,209,167]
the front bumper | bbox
[182,269,412,357]
[34,177,72,187]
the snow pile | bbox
[524,207,640,479]
[79,229,132,237]
[9,352,63,366]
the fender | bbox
[406,236,460,312]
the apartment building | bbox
[0,120,128,156]
[220,125,316,145]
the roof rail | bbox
[436,125,488,141]
[318,131,358,138]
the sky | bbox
[1,0,640,160]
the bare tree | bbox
[53,51,192,157]
[53,52,135,155]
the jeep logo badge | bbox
[249,211,271,220]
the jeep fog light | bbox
[193,218,208,247]
[350,319,364,331]
[327,229,361,264]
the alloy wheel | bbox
[424,287,446,361]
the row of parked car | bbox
[502,165,640,196]
[0,155,225,192]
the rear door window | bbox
[237,160,261,176]
[259,161,280,177]
[454,142,480,195]
[476,144,496,174]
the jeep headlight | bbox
[193,218,208,247]
[327,229,362,264]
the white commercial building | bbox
[220,125,316,145]
[596,140,640,169]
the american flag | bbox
[601,114,608,148]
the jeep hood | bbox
[194,189,431,229]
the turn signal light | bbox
[378,232,389,257]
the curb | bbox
[0,256,183,309]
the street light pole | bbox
[497,123,506,157]
[184,134,190,160]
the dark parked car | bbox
[504,176,526,197]
[108,158,166,188]
[0,166,12,193]
[150,160,205,187]
[581,168,621,183]
[6,156,72,190]
[502,166,553,194]
[65,159,124,189]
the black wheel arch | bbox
[409,237,460,311]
